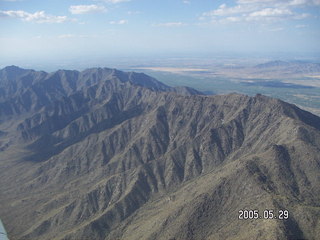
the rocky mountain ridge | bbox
[0,66,319,240]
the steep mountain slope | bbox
[0,66,319,240]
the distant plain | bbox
[129,58,320,116]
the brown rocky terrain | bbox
[0,66,319,240]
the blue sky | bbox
[1,0,320,68]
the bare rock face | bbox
[0,66,319,240]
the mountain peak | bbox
[254,60,288,68]
[3,65,25,71]
[1,65,31,76]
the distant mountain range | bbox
[254,60,320,74]
[0,66,320,240]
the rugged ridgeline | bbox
[0,66,320,240]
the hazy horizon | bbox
[1,0,320,69]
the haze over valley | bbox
[130,58,320,116]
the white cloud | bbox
[249,8,292,17]
[69,5,106,14]
[312,0,320,5]
[0,10,68,23]
[201,0,314,24]
[295,24,307,28]
[225,16,241,23]
[289,0,320,5]
[289,0,308,5]
[154,22,186,27]
[109,19,128,24]
[237,0,318,5]
[102,0,130,3]
[268,27,284,31]
[127,11,140,15]
[57,34,99,39]
[237,0,276,4]
[293,12,310,19]
[183,0,190,4]
[203,3,258,18]
[58,34,75,39]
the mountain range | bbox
[0,66,320,240]
[253,60,320,75]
